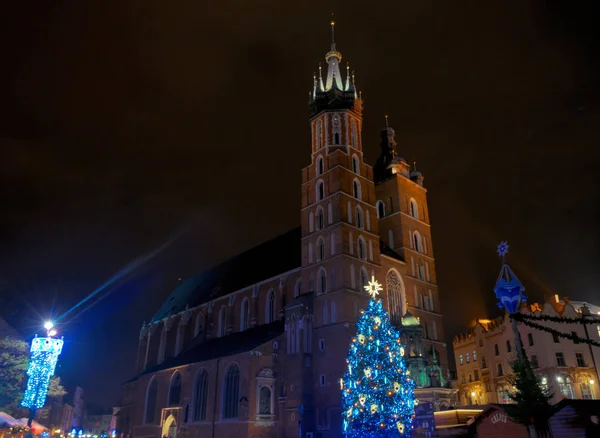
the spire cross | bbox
[330,14,336,45]
[385,114,389,128]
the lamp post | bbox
[493,242,527,360]
[21,321,64,427]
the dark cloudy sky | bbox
[1,1,599,407]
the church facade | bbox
[117,22,455,438]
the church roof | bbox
[152,228,302,322]
[140,321,284,376]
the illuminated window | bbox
[466,353,470,363]
[413,232,423,253]
[409,198,419,219]
[473,350,477,361]
[459,354,463,365]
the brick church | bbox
[117,21,456,438]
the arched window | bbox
[240,298,250,331]
[334,132,340,145]
[323,302,329,325]
[360,267,369,289]
[355,206,363,229]
[294,279,302,298]
[259,386,273,415]
[317,268,327,294]
[193,370,209,421]
[168,372,182,406]
[387,196,393,213]
[410,198,419,219]
[358,236,367,260]
[352,155,359,174]
[222,365,240,419]
[413,231,423,253]
[386,270,406,323]
[308,242,313,263]
[218,306,227,337]
[376,201,385,218]
[316,180,324,201]
[266,289,276,323]
[317,237,325,261]
[144,379,158,423]
[316,207,324,230]
[309,211,314,232]
[316,156,324,176]
[353,179,362,200]
[194,313,203,338]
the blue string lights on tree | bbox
[22,321,64,425]
[341,277,416,437]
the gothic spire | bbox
[324,18,344,91]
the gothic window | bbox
[258,386,273,415]
[353,179,362,200]
[316,156,324,176]
[333,115,341,145]
[413,231,423,253]
[316,207,324,230]
[316,180,325,201]
[193,370,208,421]
[386,270,405,324]
[317,237,325,261]
[410,198,419,219]
[144,379,158,423]
[328,202,333,224]
[351,119,358,148]
[330,233,335,255]
[360,267,369,289]
[218,306,227,337]
[240,298,250,331]
[387,196,393,213]
[316,120,323,150]
[355,206,363,229]
[266,289,276,323]
[222,365,240,419]
[352,155,359,173]
[309,211,314,232]
[376,200,385,218]
[358,237,367,260]
[308,242,313,263]
[194,313,203,338]
[168,372,182,406]
[317,268,327,294]
[294,279,302,298]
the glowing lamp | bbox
[590,380,595,385]
[44,321,54,331]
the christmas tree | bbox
[341,277,416,437]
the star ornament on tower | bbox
[364,277,383,299]
[497,241,509,258]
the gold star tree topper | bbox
[364,276,383,298]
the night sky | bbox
[1,1,599,407]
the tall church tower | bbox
[298,19,383,435]
[373,120,449,376]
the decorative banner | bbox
[22,336,64,409]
